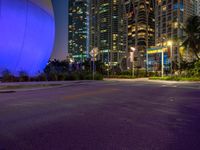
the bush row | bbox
[1,70,103,82]
[149,76,200,81]
[46,72,103,81]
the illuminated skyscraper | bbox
[89,0,126,65]
[68,0,89,61]
[155,0,196,46]
[123,0,155,68]
[155,0,197,64]
[197,0,200,16]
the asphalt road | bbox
[0,80,200,150]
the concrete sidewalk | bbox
[104,78,200,84]
[104,78,200,90]
[1,79,200,92]
[0,81,79,86]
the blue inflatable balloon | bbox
[0,0,55,76]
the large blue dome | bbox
[0,0,55,76]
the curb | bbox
[0,80,93,92]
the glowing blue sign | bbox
[0,0,55,76]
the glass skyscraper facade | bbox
[68,0,89,61]
[197,0,200,16]
[68,0,198,69]
[124,0,155,68]
[155,0,196,64]
[155,0,196,46]
[89,0,126,65]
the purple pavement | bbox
[0,80,200,150]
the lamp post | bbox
[80,48,83,62]
[167,40,173,76]
[130,47,136,77]
[161,48,164,77]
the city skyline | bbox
[0,2,200,149]
[67,0,199,70]
[49,0,200,64]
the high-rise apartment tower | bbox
[197,0,200,16]
[68,0,89,61]
[155,0,197,64]
[89,0,126,65]
[155,0,196,46]
[123,0,155,68]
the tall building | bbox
[89,0,126,65]
[155,0,196,46]
[123,0,155,68]
[197,0,200,16]
[155,0,197,65]
[68,0,89,61]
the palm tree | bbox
[182,16,200,60]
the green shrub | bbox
[37,73,47,81]
[65,72,80,80]
[1,70,17,82]
[64,73,71,80]
[71,73,80,80]
[120,70,132,76]
[78,72,103,80]
[107,75,136,79]
[135,68,147,77]
[19,71,29,82]
[148,71,160,77]
[94,73,103,80]
[118,68,147,77]
[47,72,58,81]
[149,76,200,81]
[83,73,92,80]
[193,60,200,77]
[57,73,66,81]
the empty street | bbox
[0,80,200,150]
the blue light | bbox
[173,3,184,10]
[0,0,55,76]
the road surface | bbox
[0,80,200,150]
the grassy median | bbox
[149,76,200,81]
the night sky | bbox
[51,0,68,60]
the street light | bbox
[80,48,83,62]
[130,47,136,77]
[167,40,173,47]
[167,40,173,76]
[130,47,136,52]
[161,48,164,77]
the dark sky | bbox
[51,0,68,60]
